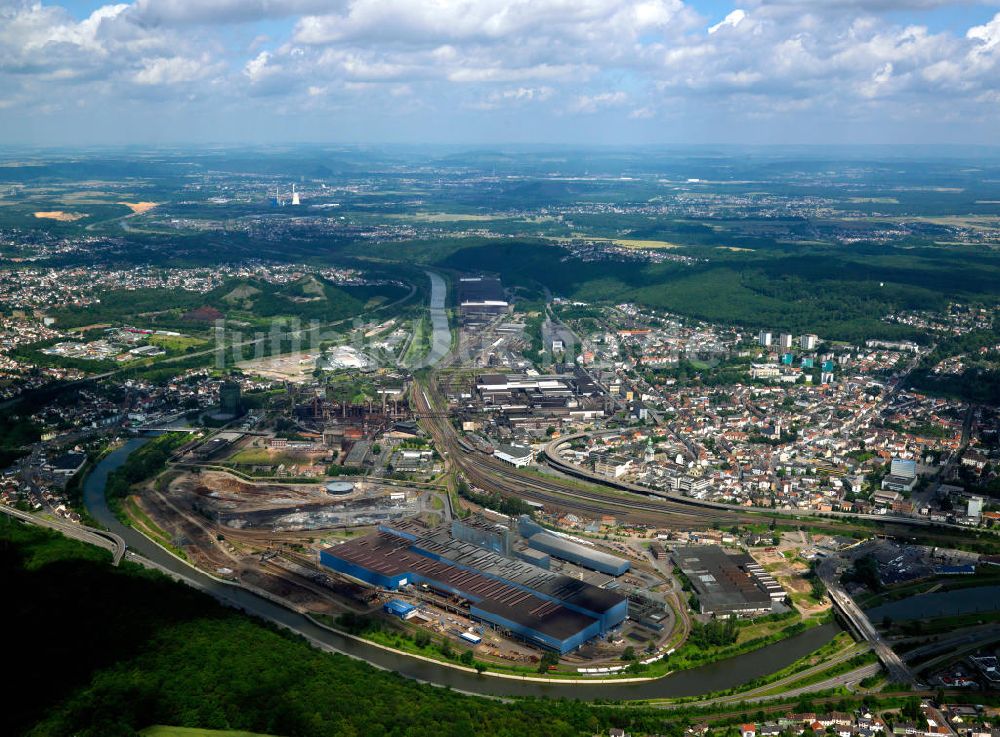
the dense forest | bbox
[906,325,1000,405]
[433,240,1000,343]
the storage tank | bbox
[325,481,355,495]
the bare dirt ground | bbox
[117,201,160,214]
[33,211,86,221]
[751,546,830,616]
[132,478,356,616]
[236,352,321,383]
[175,470,332,513]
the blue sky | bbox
[3,0,1000,146]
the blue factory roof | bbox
[384,599,416,616]
[322,525,627,650]
[934,564,976,575]
[324,531,605,643]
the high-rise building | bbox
[890,458,917,479]
[968,496,984,519]
[778,333,793,350]
[219,380,242,417]
[799,333,818,350]
[758,330,773,347]
[451,516,512,556]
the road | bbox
[928,403,976,499]
[669,642,875,708]
[415,384,745,528]
[0,505,126,565]
[414,383,1000,545]
[817,560,917,686]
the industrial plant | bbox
[321,516,629,653]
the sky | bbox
[3,0,1000,146]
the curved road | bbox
[542,432,1000,538]
[1,505,126,564]
[82,437,840,701]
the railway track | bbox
[414,383,738,527]
[461,447,737,526]
[414,381,1000,548]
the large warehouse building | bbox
[320,522,628,653]
[457,276,508,323]
[672,545,779,617]
[518,516,630,576]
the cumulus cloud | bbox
[708,9,746,34]
[571,90,628,113]
[470,85,554,109]
[243,51,273,83]
[1,0,1000,140]
[293,0,693,45]
[134,53,218,84]
[127,0,333,26]
[968,12,1000,51]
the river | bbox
[84,437,839,700]
[413,270,451,368]
[868,585,1000,622]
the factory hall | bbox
[320,519,628,653]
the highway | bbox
[668,642,875,708]
[0,505,127,565]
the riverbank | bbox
[82,437,843,700]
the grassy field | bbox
[148,334,209,352]
[403,314,430,366]
[387,212,507,222]
[226,447,314,467]
[142,727,282,737]
[735,613,806,645]
[549,234,681,249]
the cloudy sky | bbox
[2,0,1000,145]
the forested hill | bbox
[433,239,1000,344]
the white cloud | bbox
[571,90,628,113]
[294,0,693,45]
[134,54,217,84]
[967,12,1000,51]
[708,9,746,34]
[127,0,333,26]
[243,51,272,83]
[470,85,554,109]
[1,0,1000,140]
